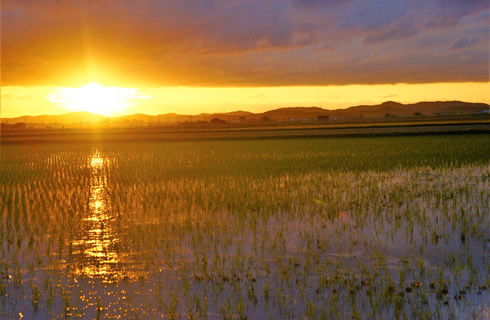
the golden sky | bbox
[1,0,489,117]
[2,83,489,118]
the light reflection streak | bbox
[71,151,123,282]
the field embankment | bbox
[1,118,489,144]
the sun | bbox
[47,82,150,116]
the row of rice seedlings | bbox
[0,137,488,319]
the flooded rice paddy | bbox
[0,135,489,319]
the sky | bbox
[1,0,489,117]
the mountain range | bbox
[1,101,488,127]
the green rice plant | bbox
[0,134,488,319]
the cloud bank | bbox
[2,0,488,86]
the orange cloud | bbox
[2,0,488,87]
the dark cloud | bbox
[1,0,488,86]
[291,0,348,8]
[450,36,481,50]
[436,0,487,8]
[364,21,419,44]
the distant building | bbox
[287,118,310,122]
[1,122,26,129]
[317,115,330,121]
[210,118,226,124]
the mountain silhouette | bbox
[1,101,488,126]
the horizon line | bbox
[1,99,489,120]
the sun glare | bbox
[47,83,150,116]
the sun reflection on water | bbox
[71,152,124,283]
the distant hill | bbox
[2,111,106,126]
[1,101,488,127]
[341,101,489,118]
[262,107,330,120]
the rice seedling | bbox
[0,134,488,319]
